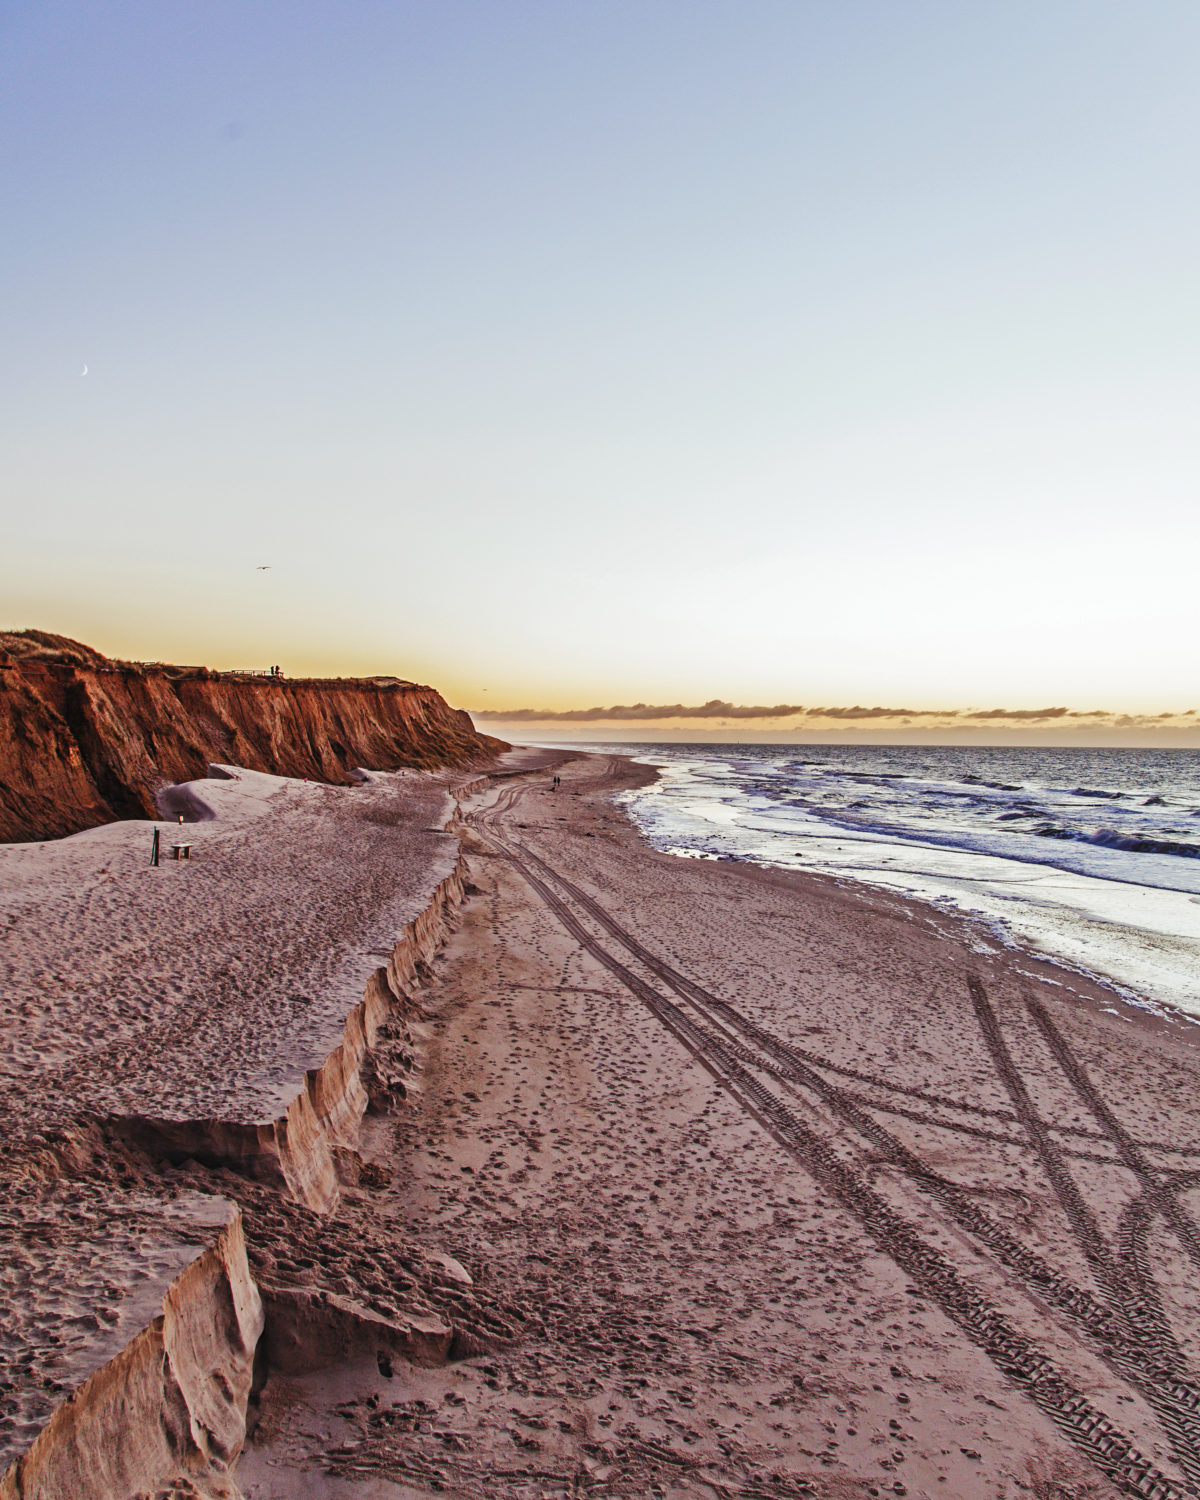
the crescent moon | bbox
[81,364,88,376]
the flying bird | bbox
[80,364,87,376]
[256,565,271,571]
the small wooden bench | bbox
[170,844,193,861]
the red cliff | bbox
[0,631,506,843]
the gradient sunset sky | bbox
[3,3,1198,739]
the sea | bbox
[576,743,1200,1020]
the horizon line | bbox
[472,698,1199,727]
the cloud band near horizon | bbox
[477,699,1077,722]
[472,700,1197,725]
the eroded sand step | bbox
[0,759,521,1500]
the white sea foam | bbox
[595,742,1200,1018]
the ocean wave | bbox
[1028,823,1200,858]
[1085,828,1200,858]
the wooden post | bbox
[150,828,159,867]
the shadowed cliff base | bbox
[0,630,507,843]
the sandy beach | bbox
[7,750,1200,1498]
[10,8,1198,1493]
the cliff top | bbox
[0,631,419,687]
[0,630,111,669]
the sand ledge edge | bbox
[0,834,474,1499]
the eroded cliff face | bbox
[0,631,506,842]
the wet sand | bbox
[242,754,1200,1500]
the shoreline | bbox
[604,742,1200,1031]
[6,750,1200,1496]
[690,836,1200,1048]
[564,749,1200,1076]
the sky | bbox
[3,2,1199,743]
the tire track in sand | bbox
[463,790,1198,1498]
[1024,993,1200,1277]
[513,831,1196,1397]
